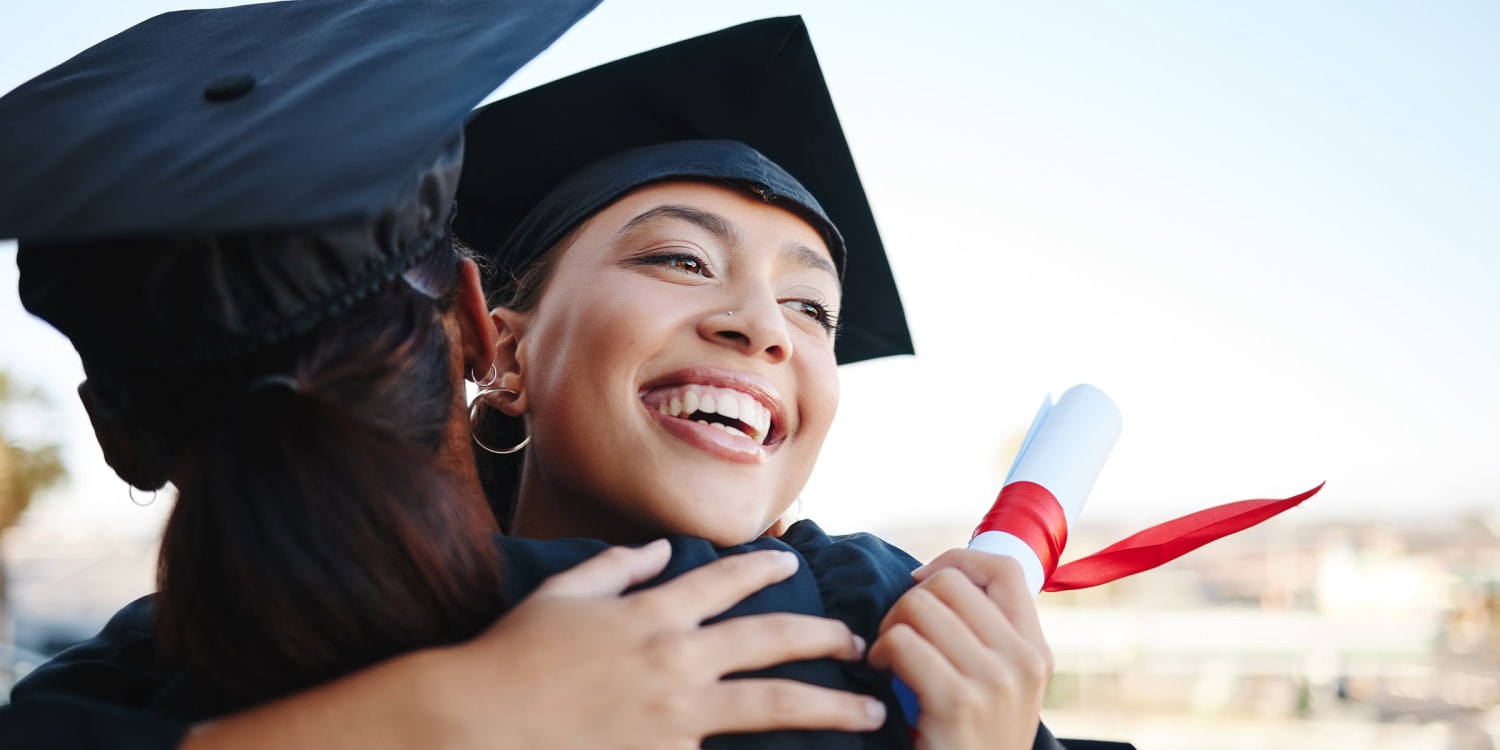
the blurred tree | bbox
[0,371,66,534]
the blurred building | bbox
[1,521,158,694]
[877,514,1500,750]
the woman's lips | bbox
[646,406,770,464]
[639,369,787,463]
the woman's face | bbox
[504,180,842,545]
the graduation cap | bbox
[455,16,914,365]
[0,0,602,374]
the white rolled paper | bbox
[968,384,1122,595]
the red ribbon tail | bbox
[1041,482,1324,592]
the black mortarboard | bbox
[1,0,601,374]
[455,16,914,365]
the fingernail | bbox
[772,550,799,571]
[851,634,867,656]
[865,698,887,723]
[643,538,670,552]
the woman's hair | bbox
[93,243,504,708]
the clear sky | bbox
[2,0,1497,537]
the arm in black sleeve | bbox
[2,595,190,749]
[1036,720,1137,750]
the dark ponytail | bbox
[145,247,502,708]
[159,388,499,706]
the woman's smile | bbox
[639,366,788,463]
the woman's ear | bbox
[452,258,501,381]
[78,380,174,490]
[488,304,529,417]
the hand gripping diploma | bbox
[875,385,1321,748]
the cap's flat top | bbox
[0,0,602,243]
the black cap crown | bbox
[2,0,602,372]
[456,17,913,365]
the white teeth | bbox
[650,386,773,444]
[739,396,765,437]
[705,421,751,440]
[717,394,738,420]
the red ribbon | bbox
[972,481,1069,579]
[970,481,1325,592]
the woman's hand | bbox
[184,541,882,750]
[422,540,885,749]
[868,549,1053,750]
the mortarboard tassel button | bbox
[749,181,777,203]
[203,73,256,103]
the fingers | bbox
[879,584,1002,680]
[532,539,672,599]
[913,549,1048,647]
[694,680,887,735]
[894,569,1019,655]
[628,549,800,623]
[867,622,964,705]
[875,551,1055,709]
[694,613,866,674]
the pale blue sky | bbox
[2,0,1497,536]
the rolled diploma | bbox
[968,383,1122,596]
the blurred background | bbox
[3,1,1497,747]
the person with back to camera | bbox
[0,2,1137,749]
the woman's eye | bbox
[636,252,710,276]
[670,256,703,274]
[784,299,837,333]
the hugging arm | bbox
[4,544,882,749]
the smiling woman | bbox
[444,16,1129,749]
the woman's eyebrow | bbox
[619,204,838,285]
[617,204,741,245]
[783,242,840,286]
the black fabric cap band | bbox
[488,140,846,282]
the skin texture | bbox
[490,181,843,546]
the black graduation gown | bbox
[0,521,1132,749]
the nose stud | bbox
[726,310,734,317]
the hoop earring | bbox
[128,484,157,507]
[468,388,531,454]
[470,363,499,388]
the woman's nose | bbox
[698,302,792,364]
